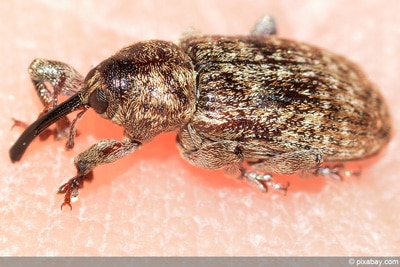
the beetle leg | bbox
[242,150,321,193]
[314,164,362,181]
[57,138,141,209]
[65,108,87,150]
[177,133,290,193]
[23,59,84,140]
[249,150,323,174]
[250,15,277,36]
[228,163,290,194]
[178,139,243,170]
[58,171,93,210]
[243,172,289,194]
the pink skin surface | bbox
[1,0,399,256]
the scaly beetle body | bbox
[10,16,391,209]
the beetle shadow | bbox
[178,158,379,195]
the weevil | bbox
[10,16,391,209]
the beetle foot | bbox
[57,171,93,210]
[316,164,362,181]
[243,172,289,195]
[11,118,28,129]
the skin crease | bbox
[1,0,399,257]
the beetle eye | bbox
[88,88,109,114]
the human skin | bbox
[0,0,399,256]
